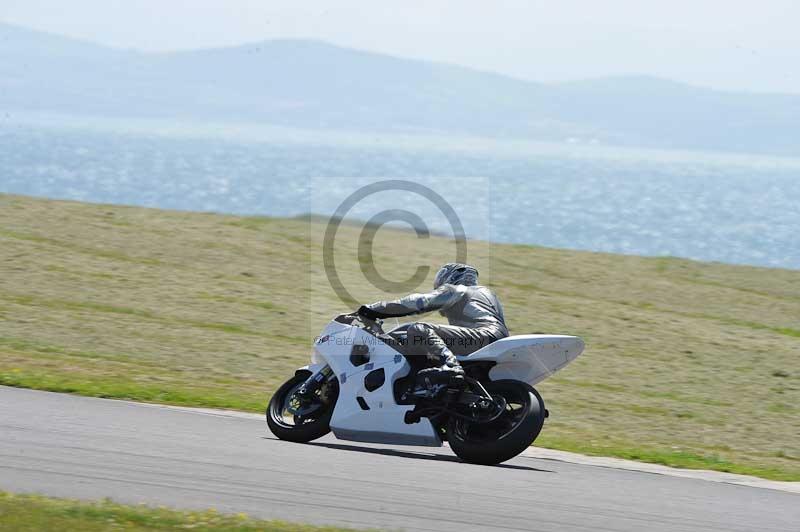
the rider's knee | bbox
[407,322,433,337]
[407,322,435,355]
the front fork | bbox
[296,364,334,399]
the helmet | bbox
[433,263,479,289]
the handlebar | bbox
[334,313,385,335]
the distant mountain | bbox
[1,22,799,155]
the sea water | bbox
[1,120,798,269]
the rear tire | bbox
[447,380,545,465]
[267,371,338,443]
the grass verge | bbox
[0,491,366,532]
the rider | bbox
[357,263,509,381]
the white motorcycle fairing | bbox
[457,334,584,385]
[308,319,584,447]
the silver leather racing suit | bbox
[364,284,509,362]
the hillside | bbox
[2,22,799,154]
[0,194,798,479]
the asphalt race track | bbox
[1,386,797,532]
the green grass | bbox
[1,193,799,481]
[535,436,799,481]
[0,491,366,531]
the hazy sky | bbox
[2,0,799,93]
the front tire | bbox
[267,371,338,443]
[447,380,545,465]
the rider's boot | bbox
[417,348,464,385]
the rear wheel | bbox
[447,380,545,465]
[266,371,338,443]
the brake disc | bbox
[286,392,323,417]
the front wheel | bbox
[266,371,338,443]
[447,380,545,465]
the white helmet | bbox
[433,263,479,289]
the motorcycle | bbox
[267,313,584,465]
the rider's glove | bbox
[357,305,382,320]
